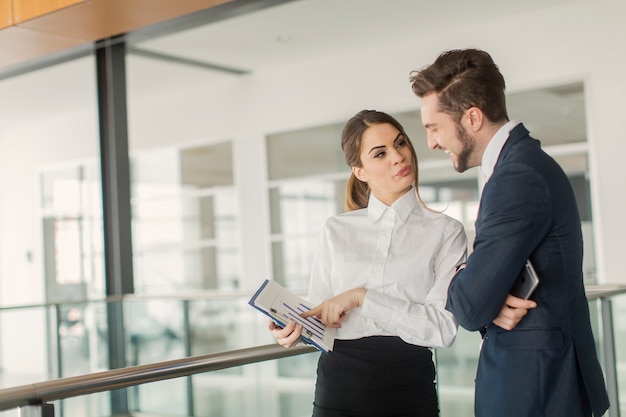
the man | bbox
[410,48,610,417]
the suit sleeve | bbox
[446,161,551,331]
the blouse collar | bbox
[367,187,419,224]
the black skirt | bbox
[312,336,438,417]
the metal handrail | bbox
[0,343,317,412]
[0,284,623,414]
[0,289,309,312]
[0,284,621,312]
[584,284,626,300]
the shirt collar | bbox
[480,120,519,181]
[367,187,418,223]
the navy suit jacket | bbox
[446,124,610,417]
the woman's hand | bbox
[301,288,367,327]
[269,320,302,348]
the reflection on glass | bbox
[40,166,82,211]
[180,142,234,187]
[267,123,347,181]
[134,244,239,292]
[614,296,626,415]
[420,178,480,234]
[269,180,345,290]
[131,142,240,293]
[271,240,317,291]
[40,163,105,300]
[269,181,342,235]
[126,300,185,365]
[0,291,620,417]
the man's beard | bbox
[453,124,476,173]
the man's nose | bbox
[427,135,438,150]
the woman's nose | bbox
[391,148,405,163]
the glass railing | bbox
[0,285,624,417]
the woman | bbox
[270,110,467,417]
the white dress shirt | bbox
[480,120,520,182]
[307,188,467,348]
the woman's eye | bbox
[375,151,385,158]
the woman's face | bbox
[352,122,415,206]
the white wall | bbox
[127,0,626,283]
[1,0,625,372]
[0,58,99,374]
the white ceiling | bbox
[0,0,587,176]
[128,0,588,175]
[136,0,577,75]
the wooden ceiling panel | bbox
[0,0,233,74]
[12,0,85,24]
[0,0,13,29]
[17,0,234,39]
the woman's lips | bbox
[396,166,412,177]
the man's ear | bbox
[463,106,484,132]
[352,166,367,182]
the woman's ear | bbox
[352,166,367,182]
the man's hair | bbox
[409,49,509,123]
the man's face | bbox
[420,93,478,173]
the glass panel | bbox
[614,295,626,415]
[131,144,240,293]
[56,301,109,378]
[126,300,185,365]
[269,179,345,290]
[180,142,234,187]
[586,294,626,416]
[0,301,111,416]
[0,56,101,413]
[0,308,50,386]
[269,180,343,236]
[134,245,239,292]
[267,123,348,180]
[41,162,105,301]
[420,179,480,228]
[40,166,82,212]
[509,83,586,147]
[1,290,621,417]
[135,378,187,415]
[59,392,110,417]
[186,296,319,417]
[436,327,479,417]
[271,239,318,291]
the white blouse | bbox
[307,188,467,348]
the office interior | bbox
[0,0,625,416]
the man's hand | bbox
[301,288,367,327]
[493,294,537,330]
[269,321,302,348]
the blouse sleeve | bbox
[360,219,467,348]
[307,220,335,305]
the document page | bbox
[249,279,335,353]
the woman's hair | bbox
[409,48,508,124]
[341,110,427,211]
